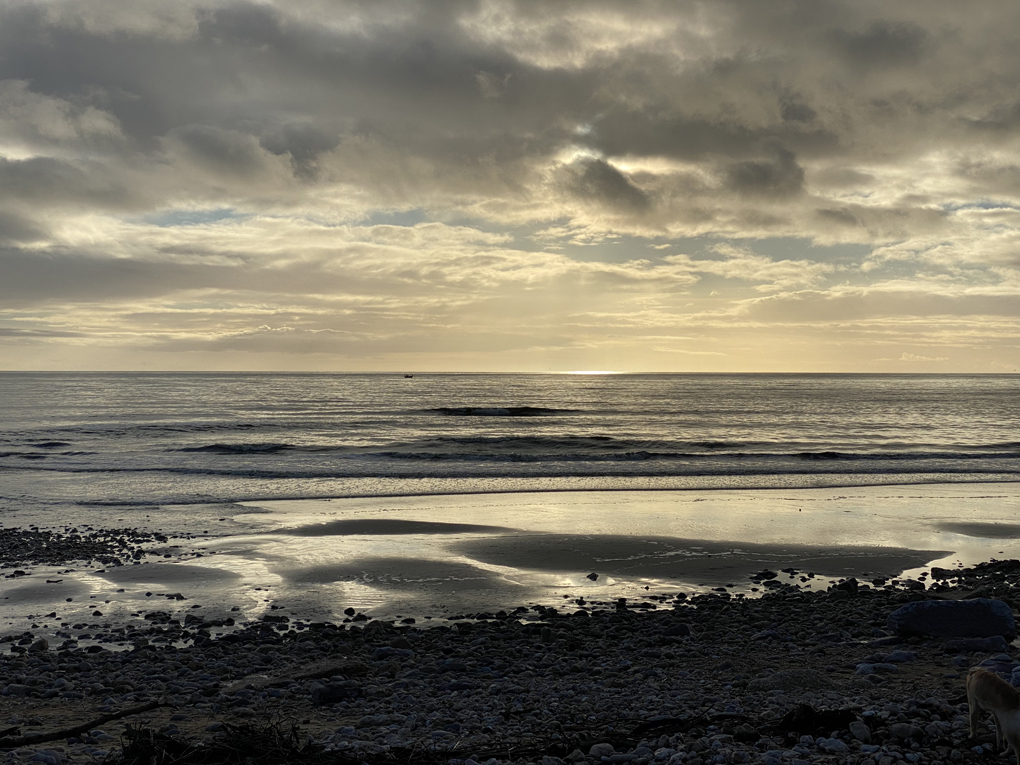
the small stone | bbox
[663,623,694,637]
[28,639,49,653]
[817,738,850,754]
[589,743,616,758]
[311,681,362,706]
[849,721,872,743]
[833,578,859,595]
[889,723,924,740]
[746,669,834,692]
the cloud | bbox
[726,145,805,198]
[558,156,650,213]
[830,21,929,69]
[1,0,1020,370]
[894,352,949,361]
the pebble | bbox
[4,542,1020,765]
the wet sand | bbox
[3,482,1020,637]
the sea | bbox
[2,372,1020,629]
[1,372,1019,519]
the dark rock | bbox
[371,647,413,660]
[747,669,834,693]
[942,636,1011,654]
[887,598,1015,638]
[733,723,758,742]
[882,650,917,662]
[439,680,477,692]
[663,623,694,637]
[771,704,858,735]
[889,723,924,740]
[311,681,361,706]
[833,577,859,595]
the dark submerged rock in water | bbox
[887,598,1016,638]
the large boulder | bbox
[887,598,1015,638]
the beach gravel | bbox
[2,554,1020,764]
[886,598,1016,638]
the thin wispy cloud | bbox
[1,0,1018,371]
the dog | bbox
[968,667,1020,764]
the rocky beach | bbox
[3,524,1020,765]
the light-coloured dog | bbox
[968,667,1020,765]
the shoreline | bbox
[4,482,1020,642]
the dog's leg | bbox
[1006,730,1020,765]
[970,688,982,738]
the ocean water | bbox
[3,372,1020,630]
[1,372,1018,522]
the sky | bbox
[1,0,1019,373]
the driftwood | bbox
[0,699,164,749]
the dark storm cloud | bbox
[726,146,805,198]
[0,210,47,244]
[172,125,269,177]
[259,122,341,177]
[779,96,817,125]
[830,21,929,68]
[0,157,135,209]
[588,108,839,164]
[561,157,650,212]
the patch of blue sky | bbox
[941,200,1020,212]
[138,208,245,227]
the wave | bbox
[427,406,579,417]
[157,435,1020,463]
[0,451,50,460]
[7,461,1020,484]
[177,442,295,454]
